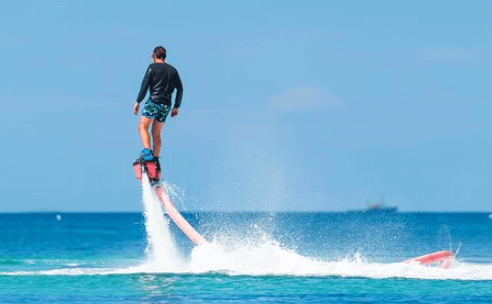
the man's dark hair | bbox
[153,46,166,60]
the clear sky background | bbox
[0,1,490,212]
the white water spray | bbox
[140,174,182,271]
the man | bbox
[133,46,183,169]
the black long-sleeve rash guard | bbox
[136,62,183,108]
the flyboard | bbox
[133,159,207,246]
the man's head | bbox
[152,46,166,62]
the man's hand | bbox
[171,107,179,117]
[133,102,139,115]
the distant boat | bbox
[364,203,398,213]
[348,197,398,213]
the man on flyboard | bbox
[133,46,183,176]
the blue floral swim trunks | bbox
[142,99,171,123]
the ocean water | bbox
[1,183,491,303]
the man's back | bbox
[137,62,183,107]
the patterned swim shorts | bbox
[142,99,171,123]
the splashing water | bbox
[162,181,188,211]
[137,185,492,280]
[140,174,182,271]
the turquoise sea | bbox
[1,183,491,303]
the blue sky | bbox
[0,1,490,212]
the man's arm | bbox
[171,71,183,117]
[136,67,152,104]
[134,67,152,115]
[174,71,183,109]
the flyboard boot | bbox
[133,149,161,185]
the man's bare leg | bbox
[138,116,154,150]
[151,120,164,157]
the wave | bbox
[2,240,492,281]
[0,258,84,267]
